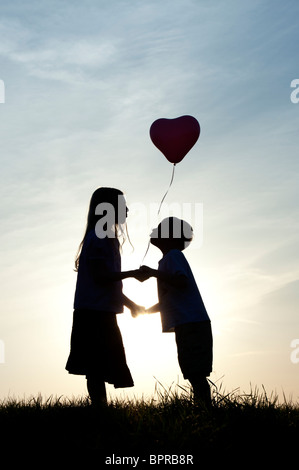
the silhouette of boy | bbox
[141,217,213,407]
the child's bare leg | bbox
[190,376,211,407]
[86,374,107,405]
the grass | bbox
[0,382,298,464]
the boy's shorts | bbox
[175,320,213,379]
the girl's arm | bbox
[90,259,148,283]
[123,294,145,317]
[140,266,188,288]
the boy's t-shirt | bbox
[74,230,124,313]
[158,249,210,332]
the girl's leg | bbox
[86,374,107,406]
[190,376,211,407]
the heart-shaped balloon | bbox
[149,115,200,164]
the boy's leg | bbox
[190,376,211,407]
[86,374,107,406]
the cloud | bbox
[230,279,299,348]
[0,18,31,56]
[12,39,117,70]
[258,280,299,322]
[0,25,118,85]
[251,239,299,278]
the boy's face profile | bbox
[149,227,162,247]
[150,217,193,253]
[150,227,170,252]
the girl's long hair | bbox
[74,187,131,272]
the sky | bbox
[0,0,299,403]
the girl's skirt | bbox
[65,309,134,388]
[175,320,213,380]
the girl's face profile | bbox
[116,195,128,225]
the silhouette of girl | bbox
[66,187,146,405]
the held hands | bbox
[129,301,160,318]
[133,265,154,282]
[123,294,146,318]
[130,303,159,317]
[130,303,146,318]
[128,265,158,318]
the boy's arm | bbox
[140,266,188,289]
[145,303,160,313]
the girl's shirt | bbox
[74,230,123,313]
[158,249,210,332]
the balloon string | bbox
[140,238,151,267]
[140,163,176,266]
[157,163,176,215]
